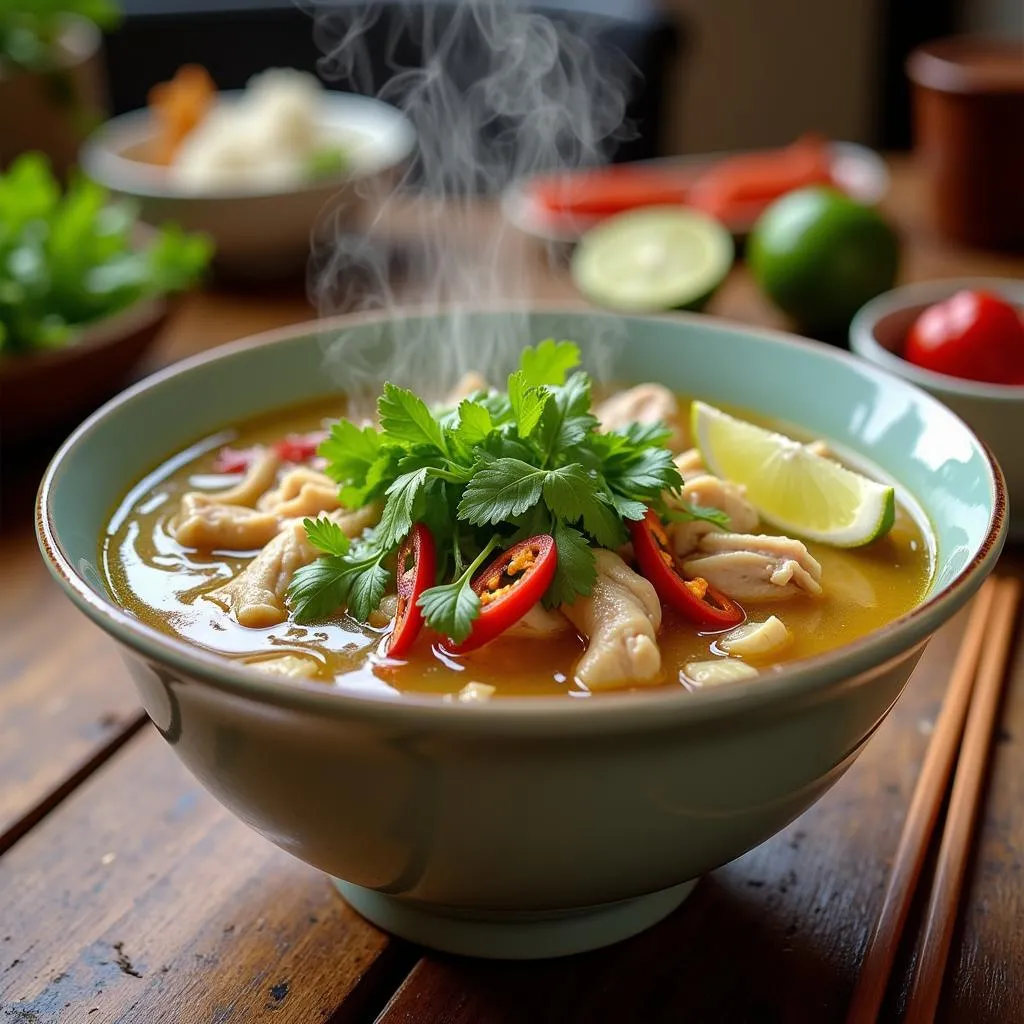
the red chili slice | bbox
[442,535,558,654]
[274,431,327,464]
[214,445,261,474]
[629,509,744,630]
[385,523,437,658]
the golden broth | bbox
[101,397,934,699]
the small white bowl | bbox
[850,276,1024,539]
[81,91,416,280]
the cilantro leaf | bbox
[377,468,429,548]
[578,493,628,549]
[318,420,382,485]
[417,578,481,644]
[540,463,596,521]
[378,382,447,452]
[665,502,731,529]
[607,447,683,497]
[519,339,580,387]
[339,446,402,508]
[507,370,550,439]
[346,561,392,622]
[457,458,546,525]
[304,516,351,557]
[451,399,493,447]
[607,493,648,521]
[544,521,596,609]
[609,421,675,448]
[288,557,354,623]
[535,372,598,463]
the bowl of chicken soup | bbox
[37,307,1005,959]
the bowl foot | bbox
[331,877,698,959]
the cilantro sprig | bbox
[287,339,720,641]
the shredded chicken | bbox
[506,603,571,639]
[247,654,320,679]
[667,474,760,558]
[683,533,823,602]
[683,659,759,688]
[563,549,662,690]
[210,450,282,506]
[595,383,688,452]
[172,494,282,551]
[674,448,706,479]
[719,616,792,658]
[258,466,340,518]
[207,504,379,627]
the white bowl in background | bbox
[81,91,416,281]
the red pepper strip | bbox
[274,431,328,464]
[629,509,744,630]
[442,535,558,654]
[532,167,693,218]
[385,523,437,658]
[214,445,262,474]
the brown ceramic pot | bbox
[907,36,1024,251]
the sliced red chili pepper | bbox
[385,523,437,658]
[442,535,558,654]
[274,431,327,464]
[629,508,744,630]
[214,445,261,474]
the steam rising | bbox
[297,0,636,415]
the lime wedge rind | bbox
[691,401,896,548]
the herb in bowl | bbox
[0,153,212,356]
[289,340,727,649]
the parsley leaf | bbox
[544,521,596,609]
[377,468,429,548]
[347,560,392,622]
[318,420,382,486]
[665,502,731,529]
[451,399,493,447]
[457,458,546,525]
[288,557,355,624]
[519,339,580,387]
[535,372,598,463]
[304,516,351,557]
[416,537,500,642]
[378,382,447,452]
[606,447,683,498]
[507,369,549,438]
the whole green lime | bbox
[748,186,900,334]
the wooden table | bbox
[3,157,1024,1024]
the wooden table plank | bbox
[0,726,412,1024]
[0,288,313,853]
[374,610,1003,1024]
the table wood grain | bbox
[2,157,1023,1024]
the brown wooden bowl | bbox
[0,295,174,445]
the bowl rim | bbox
[36,304,1007,734]
[850,276,1024,401]
[80,89,417,202]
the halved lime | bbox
[691,401,895,547]
[571,206,734,313]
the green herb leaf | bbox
[519,339,580,387]
[507,369,549,439]
[607,447,683,498]
[665,502,731,529]
[608,493,648,521]
[288,557,354,624]
[451,399,493,447]
[319,420,382,484]
[535,372,598,462]
[378,382,447,453]
[416,536,500,643]
[544,521,597,609]
[347,561,392,622]
[377,468,429,548]
[457,458,546,526]
[609,421,675,448]
[304,516,351,557]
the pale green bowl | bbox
[37,308,1006,959]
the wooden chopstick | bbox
[904,576,1021,1024]
[844,578,998,1024]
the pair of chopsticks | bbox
[845,575,1021,1023]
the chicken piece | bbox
[718,616,791,658]
[683,533,823,602]
[506,603,571,639]
[208,504,379,628]
[258,466,340,518]
[172,493,282,551]
[595,384,687,451]
[683,659,759,689]
[667,474,760,558]
[563,549,663,690]
[445,371,489,405]
[247,654,320,679]
[674,448,706,479]
[211,449,282,506]
[368,593,400,629]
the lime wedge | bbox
[691,401,895,547]
[571,206,734,312]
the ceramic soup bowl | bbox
[37,309,1005,959]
